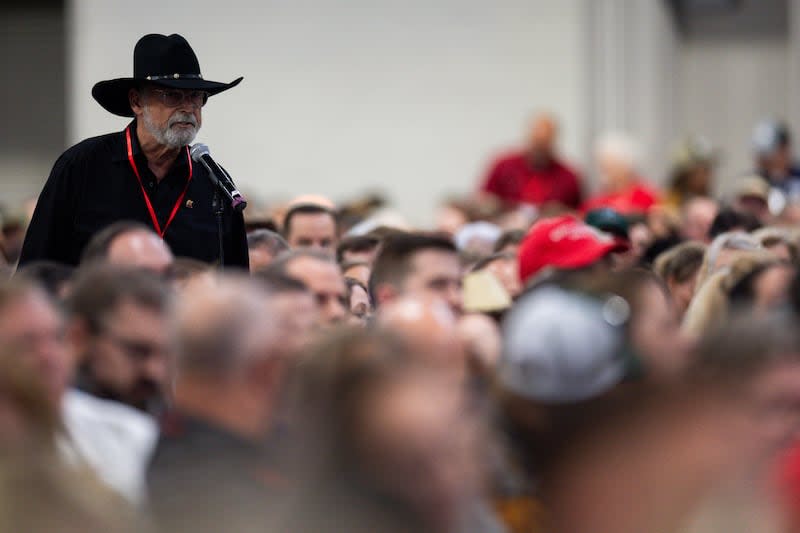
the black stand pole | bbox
[212,187,225,269]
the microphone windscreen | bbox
[190,143,210,162]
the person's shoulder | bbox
[58,130,123,164]
[62,389,157,445]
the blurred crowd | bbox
[3,113,800,533]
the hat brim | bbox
[91,76,243,117]
[554,239,629,271]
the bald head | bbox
[287,194,336,211]
[528,113,559,162]
[376,295,464,377]
[107,230,174,274]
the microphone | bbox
[190,143,247,212]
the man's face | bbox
[272,291,318,356]
[358,374,477,532]
[134,86,203,149]
[528,115,557,162]
[85,300,171,412]
[402,250,463,315]
[108,230,174,275]
[682,199,717,243]
[0,291,69,406]
[286,213,337,252]
[736,195,770,223]
[249,245,275,273]
[286,257,347,326]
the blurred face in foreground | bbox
[746,360,800,458]
[356,373,479,533]
[84,300,171,412]
[377,296,465,380]
[0,290,69,406]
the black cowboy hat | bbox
[92,33,243,117]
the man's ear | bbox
[374,284,399,308]
[129,87,143,115]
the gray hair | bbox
[247,229,290,257]
[175,275,277,376]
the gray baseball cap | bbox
[500,285,638,404]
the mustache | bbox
[168,112,197,127]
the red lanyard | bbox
[125,126,193,238]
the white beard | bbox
[142,106,199,148]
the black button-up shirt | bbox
[18,120,249,268]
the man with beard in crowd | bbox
[65,265,173,415]
[18,33,248,268]
[0,276,161,503]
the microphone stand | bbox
[211,187,225,268]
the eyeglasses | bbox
[148,88,209,108]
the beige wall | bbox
[678,0,790,195]
[0,4,65,210]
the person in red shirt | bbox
[481,113,582,208]
[582,132,660,215]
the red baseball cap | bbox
[518,216,628,283]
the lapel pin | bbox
[186,199,194,209]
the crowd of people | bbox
[4,32,800,533]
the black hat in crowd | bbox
[92,33,243,117]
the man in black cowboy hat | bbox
[18,33,249,268]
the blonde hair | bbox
[752,226,798,263]
[696,232,760,288]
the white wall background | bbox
[583,0,680,189]
[678,0,791,194]
[68,0,587,226]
